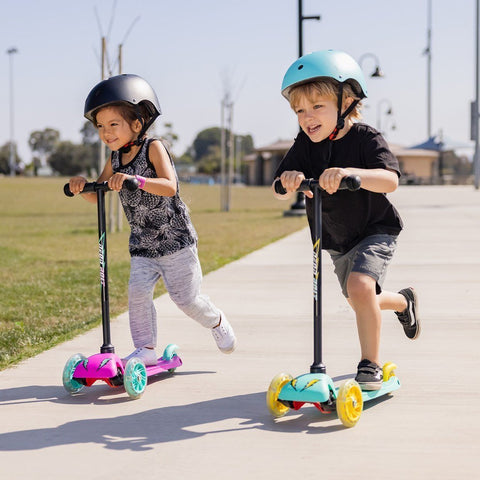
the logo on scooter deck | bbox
[99,232,106,287]
[313,239,320,300]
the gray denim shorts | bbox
[327,234,398,298]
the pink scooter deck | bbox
[73,348,182,388]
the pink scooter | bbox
[62,179,182,399]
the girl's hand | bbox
[107,173,132,191]
[279,170,313,198]
[319,167,351,195]
[68,176,87,195]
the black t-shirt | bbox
[274,123,403,253]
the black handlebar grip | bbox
[63,183,74,197]
[340,175,361,191]
[274,179,287,195]
[123,177,139,191]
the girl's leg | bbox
[128,256,161,348]
[158,245,221,328]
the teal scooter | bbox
[267,176,400,427]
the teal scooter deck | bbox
[277,371,401,406]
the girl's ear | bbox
[132,119,143,133]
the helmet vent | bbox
[298,64,304,70]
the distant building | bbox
[243,139,441,186]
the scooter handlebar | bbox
[63,177,139,197]
[274,175,361,195]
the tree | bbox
[28,128,60,168]
[190,127,254,174]
[0,142,22,175]
[49,141,95,176]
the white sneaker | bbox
[211,315,236,353]
[122,347,158,366]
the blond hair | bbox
[289,79,362,121]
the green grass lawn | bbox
[0,176,305,370]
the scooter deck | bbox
[145,354,182,375]
[278,372,401,406]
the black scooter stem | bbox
[274,175,361,373]
[64,178,138,353]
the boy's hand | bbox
[107,173,132,192]
[68,176,87,195]
[279,170,313,198]
[319,167,351,195]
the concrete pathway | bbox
[1,185,479,479]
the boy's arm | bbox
[272,170,314,199]
[320,167,398,195]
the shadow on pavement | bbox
[0,389,354,451]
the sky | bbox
[0,0,476,165]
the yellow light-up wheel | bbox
[382,362,398,381]
[266,373,293,418]
[336,379,363,428]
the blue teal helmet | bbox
[281,50,368,101]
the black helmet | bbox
[84,74,161,138]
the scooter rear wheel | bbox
[336,379,363,427]
[62,353,86,394]
[124,358,147,399]
[266,373,293,418]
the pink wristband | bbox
[135,175,146,189]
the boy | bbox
[274,50,419,390]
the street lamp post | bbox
[285,0,320,216]
[7,47,18,176]
[376,99,393,134]
[358,53,384,79]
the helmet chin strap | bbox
[328,83,359,141]
[118,137,145,154]
[118,112,146,153]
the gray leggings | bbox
[128,245,221,348]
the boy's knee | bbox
[347,273,376,301]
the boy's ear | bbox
[343,97,354,110]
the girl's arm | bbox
[68,159,114,203]
[107,140,177,197]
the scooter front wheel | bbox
[336,379,363,428]
[124,358,147,399]
[266,373,293,418]
[62,353,87,394]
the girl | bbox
[69,74,236,365]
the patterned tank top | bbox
[111,138,197,258]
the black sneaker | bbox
[355,359,383,391]
[395,287,420,340]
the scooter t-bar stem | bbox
[63,178,138,354]
[274,175,361,374]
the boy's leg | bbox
[347,272,382,365]
[377,290,407,311]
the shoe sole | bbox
[407,287,421,340]
[357,381,382,391]
[219,338,236,354]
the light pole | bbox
[376,99,393,134]
[285,0,320,216]
[358,53,384,79]
[7,47,18,176]
[474,0,480,189]
[423,0,433,139]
